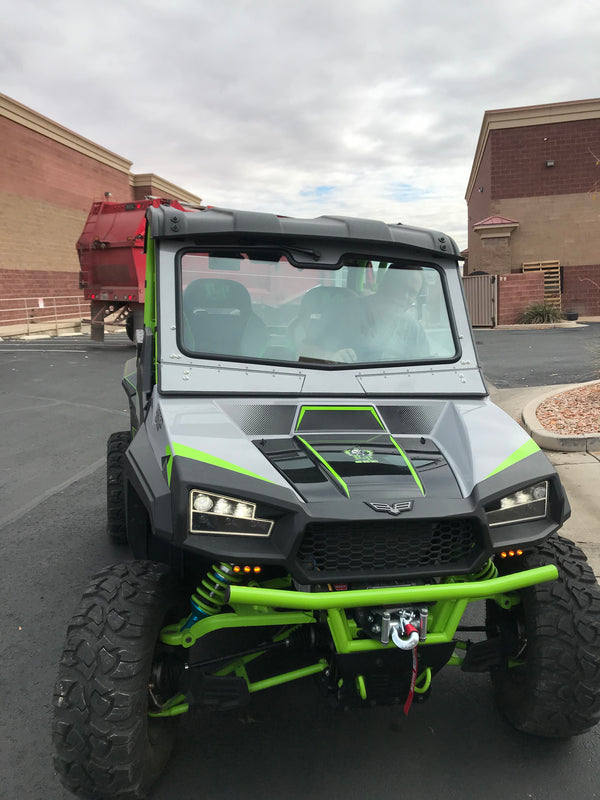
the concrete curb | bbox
[522,379,600,452]
[494,321,581,330]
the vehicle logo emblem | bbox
[367,501,413,515]
[344,447,378,464]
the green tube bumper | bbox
[226,565,558,610]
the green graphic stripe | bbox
[165,442,274,486]
[144,236,156,331]
[296,436,350,498]
[295,405,385,431]
[388,437,425,496]
[165,444,173,485]
[485,438,541,480]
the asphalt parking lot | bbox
[1,331,599,800]
[474,322,600,387]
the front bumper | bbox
[224,564,558,610]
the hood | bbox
[150,396,545,503]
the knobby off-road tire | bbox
[487,534,600,737]
[107,431,131,543]
[53,561,184,800]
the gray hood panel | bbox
[148,394,544,501]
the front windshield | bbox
[178,252,457,366]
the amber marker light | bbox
[499,549,524,559]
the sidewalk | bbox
[489,382,600,579]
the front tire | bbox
[487,534,600,737]
[53,561,185,799]
[107,431,131,543]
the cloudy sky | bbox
[1,0,599,249]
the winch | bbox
[356,606,428,649]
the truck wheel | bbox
[53,561,186,800]
[487,534,600,737]
[126,314,135,341]
[107,431,131,543]
[126,308,145,343]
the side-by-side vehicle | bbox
[53,206,600,799]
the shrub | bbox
[518,302,564,324]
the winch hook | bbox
[391,622,420,651]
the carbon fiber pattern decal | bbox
[221,403,297,436]
[378,405,443,435]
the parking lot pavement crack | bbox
[0,457,105,530]
[7,391,128,417]
[0,398,62,416]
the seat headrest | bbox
[299,285,358,316]
[183,278,251,315]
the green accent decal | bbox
[296,435,350,497]
[295,405,385,431]
[388,436,425,496]
[165,444,173,485]
[165,441,275,486]
[144,235,156,331]
[485,438,541,480]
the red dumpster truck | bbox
[77,198,189,342]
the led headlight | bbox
[189,489,273,537]
[193,493,214,512]
[485,481,548,528]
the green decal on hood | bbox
[165,442,275,486]
[296,436,350,497]
[485,438,541,480]
[388,437,425,496]
[293,433,425,499]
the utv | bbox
[53,206,600,799]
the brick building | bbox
[465,98,600,317]
[0,93,201,316]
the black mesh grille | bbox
[295,518,485,581]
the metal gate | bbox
[462,274,497,327]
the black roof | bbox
[146,205,462,259]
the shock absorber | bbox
[475,559,498,582]
[182,562,243,629]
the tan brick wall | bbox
[0,190,88,274]
[468,194,600,274]
[501,194,600,270]
[478,235,512,274]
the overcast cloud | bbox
[2,0,599,249]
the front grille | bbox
[294,518,486,582]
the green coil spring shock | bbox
[476,559,499,582]
[182,562,243,629]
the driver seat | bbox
[182,278,267,357]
